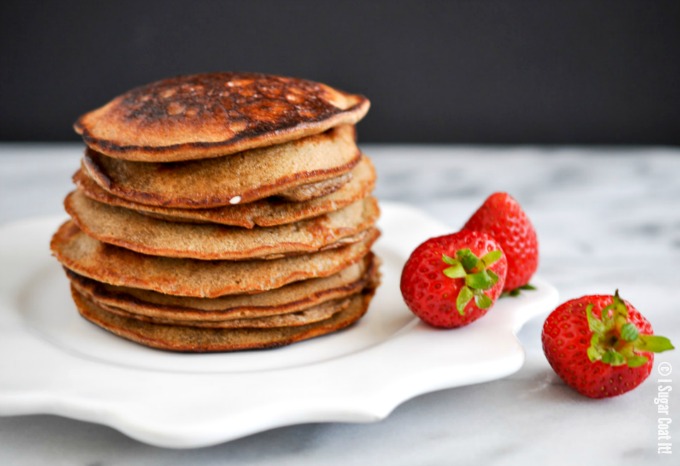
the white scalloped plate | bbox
[0,202,558,448]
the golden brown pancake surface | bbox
[74,72,370,162]
[87,295,352,329]
[65,191,379,260]
[51,221,380,298]
[73,155,376,228]
[72,286,374,352]
[275,172,352,202]
[82,125,360,208]
[66,253,376,320]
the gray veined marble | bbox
[0,143,678,465]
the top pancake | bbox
[74,72,370,162]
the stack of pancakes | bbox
[50,72,380,352]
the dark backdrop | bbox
[1,0,679,144]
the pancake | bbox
[275,171,352,202]
[82,124,360,208]
[65,191,379,260]
[66,253,377,321]
[51,221,380,297]
[73,286,374,352]
[88,294,352,329]
[74,72,369,163]
[73,155,376,228]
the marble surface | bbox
[0,143,678,465]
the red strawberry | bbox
[463,192,538,293]
[542,291,674,398]
[400,230,507,328]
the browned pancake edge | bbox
[72,286,376,352]
[65,252,380,321]
[50,220,380,297]
[64,192,379,260]
[80,125,361,208]
[73,155,377,228]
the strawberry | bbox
[462,192,538,293]
[542,291,674,398]
[400,230,507,328]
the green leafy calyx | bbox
[586,290,675,368]
[441,248,502,316]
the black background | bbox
[1,0,679,144]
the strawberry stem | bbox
[586,290,675,367]
[441,249,502,315]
